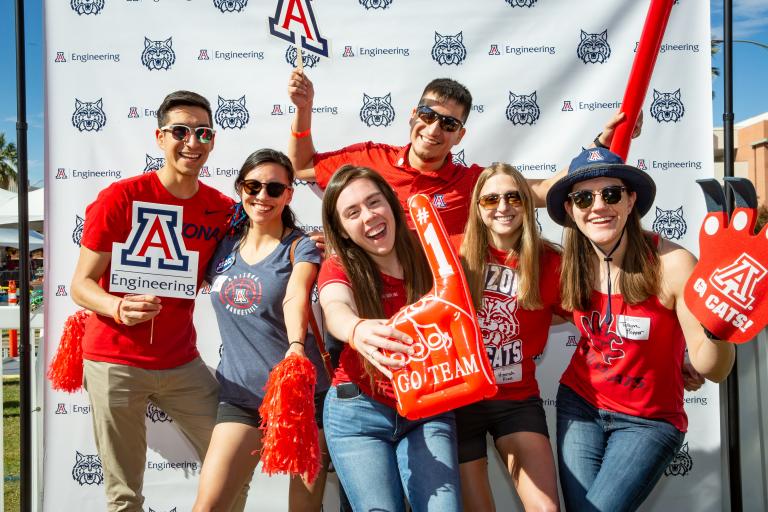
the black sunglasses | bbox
[161,124,215,144]
[478,191,522,209]
[568,185,627,209]
[241,180,291,198]
[416,105,464,133]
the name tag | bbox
[616,315,651,340]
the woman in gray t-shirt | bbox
[193,149,330,512]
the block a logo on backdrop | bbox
[72,215,85,246]
[109,202,199,298]
[506,92,540,125]
[577,30,611,64]
[141,37,176,71]
[72,452,104,486]
[360,93,395,127]
[652,206,687,240]
[215,96,250,129]
[650,89,685,123]
[506,0,537,6]
[359,0,393,9]
[664,442,693,477]
[72,99,107,132]
[214,0,247,13]
[70,0,104,16]
[144,155,165,174]
[431,32,467,66]
[286,45,320,68]
[147,401,172,423]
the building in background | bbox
[714,112,768,205]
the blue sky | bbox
[0,1,766,187]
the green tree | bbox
[0,132,18,190]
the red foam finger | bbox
[685,206,768,343]
[383,194,497,420]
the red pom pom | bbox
[257,353,321,483]
[47,310,90,392]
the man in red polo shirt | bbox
[286,70,630,235]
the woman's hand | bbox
[285,341,306,359]
[682,360,705,392]
[598,110,643,147]
[350,319,414,379]
[287,69,314,109]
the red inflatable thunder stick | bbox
[384,194,497,420]
[685,178,768,344]
[610,0,675,160]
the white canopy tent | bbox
[0,188,44,226]
[0,228,44,250]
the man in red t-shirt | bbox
[70,91,245,511]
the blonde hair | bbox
[460,163,555,310]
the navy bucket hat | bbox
[546,147,656,226]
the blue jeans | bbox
[323,385,461,512]
[556,385,684,512]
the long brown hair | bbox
[560,202,660,311]
[460,163,553,310]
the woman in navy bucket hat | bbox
[546,147,734,511]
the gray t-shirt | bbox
[206,229,329,409]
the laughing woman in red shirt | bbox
[456,163,563,511]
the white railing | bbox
[0,306,44,512]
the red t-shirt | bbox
[479,245,562,401]
[317,256,404,408]
[561,291,688,432]
[80,172,233,369]
[314,142,484,235]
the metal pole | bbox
[722,0,742,510]
[14,0,32,510]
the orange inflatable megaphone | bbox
[384,194,497,419]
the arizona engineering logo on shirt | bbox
[110,202,199,298]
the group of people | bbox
[70,69,734,512]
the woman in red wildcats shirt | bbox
[457,163,563,511]
[546,147,734,512]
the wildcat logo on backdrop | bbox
[506,0,537,6]
[359,93,395,127]
[71,0,104,15]
[214,0,247,13]
[146,402,172,423]
[452,149,466,166]
[506,92,540,125]
[143,155,165,174]
[72,452,104,486]
[664,443,693,477]
[72,99,107,132]
[110,202,199,298]
[577,30,611,64]
[215,96,250,129]
[72,215,84,246]
[653,206,687,240]
[431,32,467,66]
[285,46,320,69]
[650,89,685,123]
[141,37,176,71]
[359,0,393,8]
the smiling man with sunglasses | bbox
[70,91,246,512]
[287,70,634,237]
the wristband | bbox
[113,299,124,325]
[702,326,720,342]
[593,133,609,149]
[291,128,311,139]
[289,340,305,347]
[348,318,366,351]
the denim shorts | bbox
[456,397,549,463]
[217,390,327,429]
